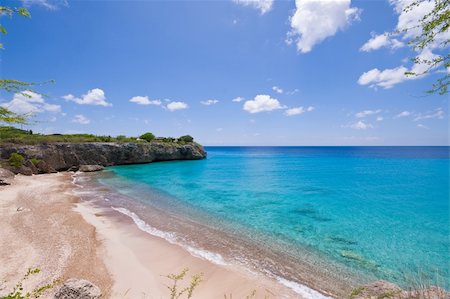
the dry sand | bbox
[0,173,301,298]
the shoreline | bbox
[0,172,320,298]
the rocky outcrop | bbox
[0,168,15,185]
[79,165,104,172]
[0,142,207,171]
[54,279,101,299]
[350,280,449,299]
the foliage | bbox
[403,0,450,94]
[0,6,30,49]
[8,152,24,168]
[178,135,194,143]
[0,107,27,125]
[140,132,156,142]
[0,268,58,299]
[29,158,40,165]
[164,268,203,299]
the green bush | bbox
[8,152,24,168]
[178,135,194,143]
[1,268,58,299]
[30,158,41,165]
[140,132,155,142]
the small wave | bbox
[111,206,227,266]
[276,277,334,299]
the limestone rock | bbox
[79,165,104,172]
[0,167,15,185]
[23,160,39,174]
[36,160,57,174]
[54,279,101,299]
[18,165,33,176]
[0,142,207,171]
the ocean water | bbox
[82,147,450,296]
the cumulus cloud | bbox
[200,99,219,106]
[72,114,90,125]
[233,0,273,14]
[232,97,245,103]
[166,101,188,111]
[129,96,161,106]
[395,111,411,118]
[243,94,285,113]
[355,109,382,118]
[272,86,283,94]
[350,120,373,130]
[376,116,384,122]
[287,0,360,53]
[1,91,61,115]
[63,88,111,107]
[359,1,449,89]
[414,108,444,121]
[284,106,314,116]
[360,32,404,52]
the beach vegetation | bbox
[29,158,40,166]
[164,268,203,299]
[349,286,364,299]
[8,152,24,168]
[0,268,58,299]
[140,132,156,142]
[178,135,194,143]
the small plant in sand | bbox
[0,268,59,299]
[8,152,24,168]
[224,289,271,299]
[164,268,203,299]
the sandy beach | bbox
[0,173,301,298]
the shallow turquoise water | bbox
[103,147,450,290]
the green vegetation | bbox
[29,158,40,166]
[349,287,364,299]
[0,268,58,299]
[403,0,449,94]
[164,268,202,299]
[140,132,156,142]
[8,152,24,168]
[0,126,197,145]
[178,135,194,143]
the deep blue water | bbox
[101,147,450,291]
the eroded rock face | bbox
[0,168,15,185]
[79,165,104,172]
[54,279,101,299]
[0,142,207,171]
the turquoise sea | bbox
[79,147,450,297]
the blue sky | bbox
[1,0,448,145]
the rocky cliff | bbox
[0,142,207,171]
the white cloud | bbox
[414,108,444,121]
[355,109,382,118]
[0,91,61,115]
[200,99,219,106]
[285,107,305,116]
[376,116,384,122]
[350,120,373,130]
[72,114,90,125]
[272,86,283,94]
[417,124,429,129]
[243,94,285,113]
[63,88,111,107]
[233,0,273,14]
[129,96,161,106]
[166,101,188,111]
[360,32,404,52]
[232,96,245,103]
[287,0,360,53]
[395,111,411,118]
[21,0,68,10]
[286,88,300,95]
[307,106,315,112]
[359,1,449,89]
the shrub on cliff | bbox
[178,135,194,143]
[8,152,24,168]
[140,132,155,142]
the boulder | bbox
[17,165,33,176]
[351,280,404,298]
[23,160,39,174]
[54,279,101,299]
[36,160,57,174]
[0,167,15,185]
[79,165,104,172]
